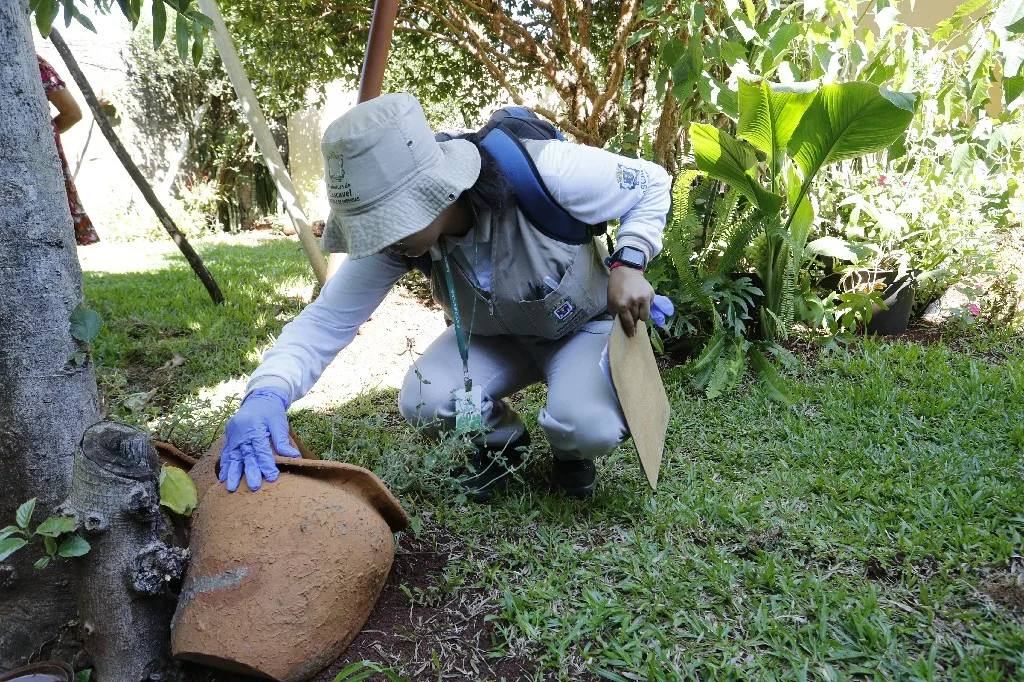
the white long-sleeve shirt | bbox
[247,142,671,402]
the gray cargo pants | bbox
[398,319,628,460]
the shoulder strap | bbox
[481,121,598,245]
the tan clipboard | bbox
[609,317,670,490]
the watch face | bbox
[615,247,646,267]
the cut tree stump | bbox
[59,422,187,682]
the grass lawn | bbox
[82,236,1024,681]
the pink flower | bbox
[877,175,887,186]
[968,304,981,316]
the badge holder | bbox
[439,241,483,433]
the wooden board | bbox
[608,317,670,490]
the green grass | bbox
[82,237,1024,681]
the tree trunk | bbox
[60,422,187,682]
[0,0,99,666]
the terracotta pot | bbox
[172,438,409,682]
[0,662,74,682]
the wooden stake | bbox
[49,29,225,305]
[195,0,328,286]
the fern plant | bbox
[647,171,793,403]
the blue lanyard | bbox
[438,240,472,392]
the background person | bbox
[38,54,100,246]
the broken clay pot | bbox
[172,437,409,682]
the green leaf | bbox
[16,499,36,529]
[933,0,990,41]
[690,123,783,214]
[191,23,205,66]
[160,465,198,516]
[749,345,793,405]
[43,536,57,557]
[1004,75,1024,106]
[35,0,60,36]
[187,9,214,29]
[153,0,167,49]
[786,165,814,254]
[787,83,916,207]
[35,516,78,538]
[61,0,73,28]
[70,305,102,343]
[0,526,21,540]
[627,27,655,48]
[806,236,861,261]
[75,669,92,682]
[58,535,91,558]
[71,6,96,32]
[737,79,818,185]
[34,556,51,571]
[994,0,1024,34]
[0,538,28,562]
[176,11,190,63]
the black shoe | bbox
[459,432,530,503]
[551,458,597,497]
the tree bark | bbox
[0,0,98,666]
[60,422,187,682]
[49,29,225,306]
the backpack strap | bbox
[481,126,597,245]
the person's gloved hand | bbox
[649,295,675,328]
[219,387,301,492]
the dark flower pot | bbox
[839,270,916,335]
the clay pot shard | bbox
[172,438,409,682]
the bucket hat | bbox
[320,93,481,258]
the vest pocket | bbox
[515,262,598,338]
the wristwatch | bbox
[606,246,647,271]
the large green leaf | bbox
[690,124,783,214]
[35,516,78,538]
[787,83,916,203]
[737,79,818,184]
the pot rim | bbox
[0,662,74,682]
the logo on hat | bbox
[327,153,346,180]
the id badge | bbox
[454,385,484,432]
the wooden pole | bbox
[358,0,399,103]
[196,0,328,286]
[50,30,225,305]
[327,0,399,278]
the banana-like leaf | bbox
[691,123,783,214]
[786,164,815,256]
[737,79,818,185]
[787,84,916,199]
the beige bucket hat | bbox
[320,93,481,258]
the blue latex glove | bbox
[219,387,301,492]
[649,295,675,328]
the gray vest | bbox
[429,143,610,339]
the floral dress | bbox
[38,55,99,246]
